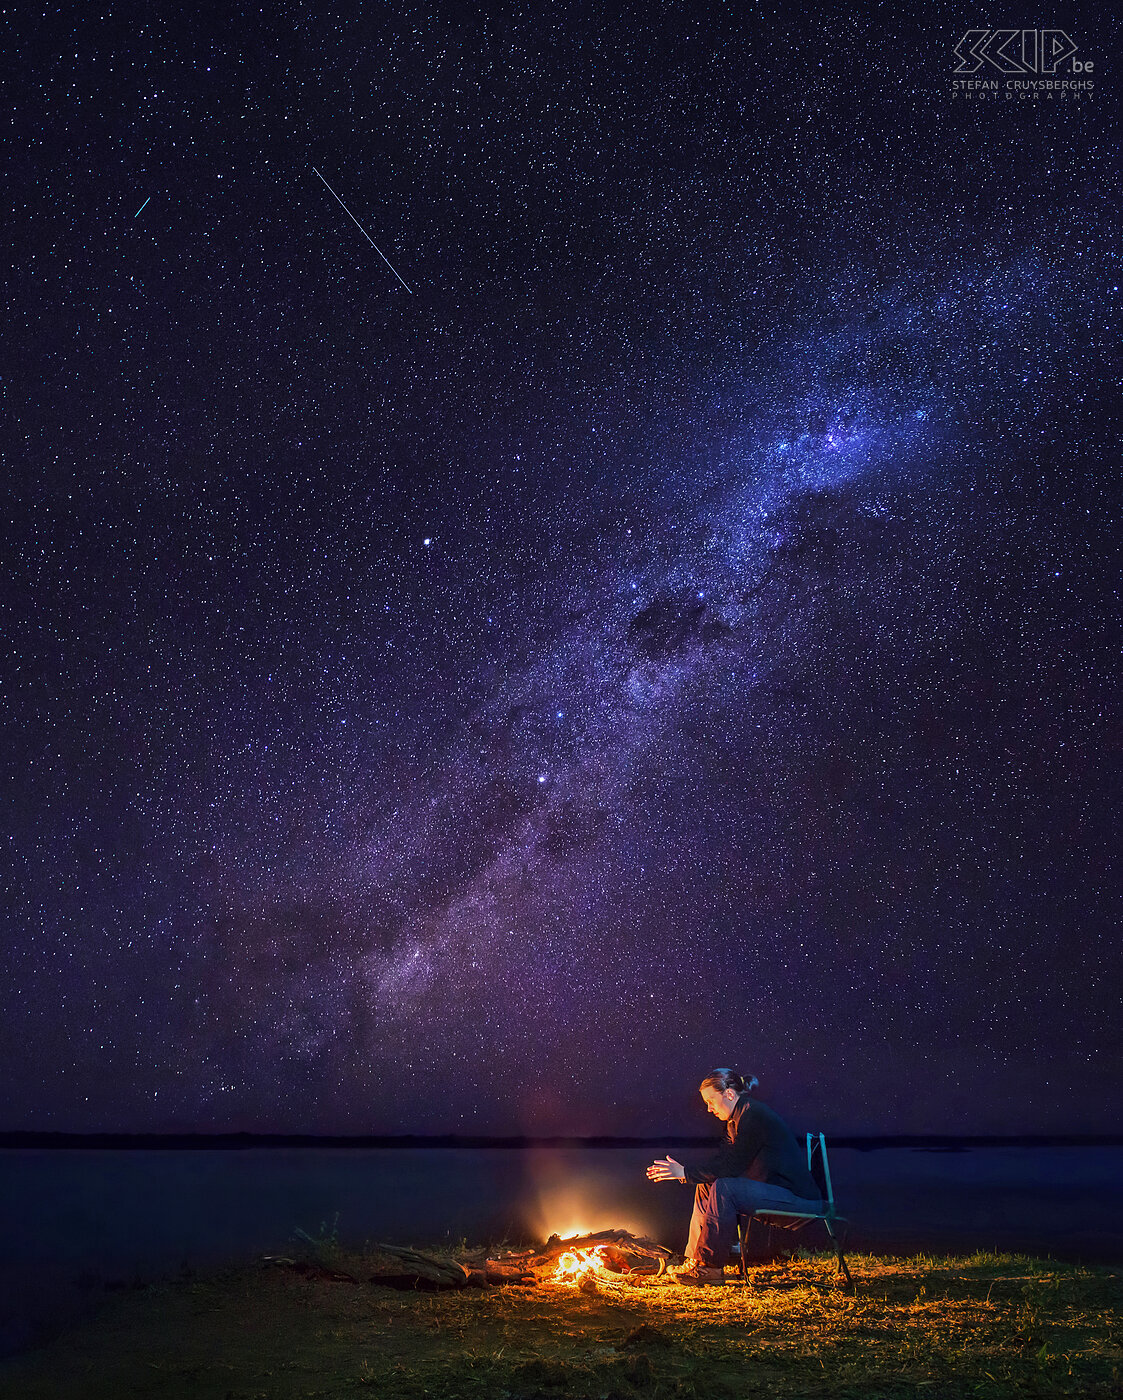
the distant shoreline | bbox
[1,1132,1121,1151]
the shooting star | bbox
[134,196,151,218]
[311,167,413,295]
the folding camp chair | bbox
[734,1132,853,1290]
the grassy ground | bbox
[0,1247,1119,1399]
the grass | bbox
[0,1246,1119,1398]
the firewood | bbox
[367,1243,470,1287]
[263,1257,360,1284]
[487,1228,674,1274]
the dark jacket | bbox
[683,1094,821,1199]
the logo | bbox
[952,30,1090,74]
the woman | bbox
[646,1068,823,1285]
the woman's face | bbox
[700,1085,740,1121]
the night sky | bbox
[3,4,1120,1138]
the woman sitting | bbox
[646,1068,823,1285]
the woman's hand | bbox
[646,1156,685,1182]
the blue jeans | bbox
[686,1178,824,1267]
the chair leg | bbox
[824,1217,854,1292]
[738,1215,750,1284]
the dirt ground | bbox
[1,1250,1120,1398]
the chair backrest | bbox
[806,1132,835,1210]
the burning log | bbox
[487,1229,674,1285]
[494,1227,674,1266]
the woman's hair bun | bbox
[700,1068,759,1095]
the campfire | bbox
[554,1248,613,1282]
[350,1229,675,1293]
[489,1229,672,1288]
[554,1243,628,1281]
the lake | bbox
[2,1145,1120,1356]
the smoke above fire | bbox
[524,1149,662,1243]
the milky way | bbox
[2,5,1119,1135]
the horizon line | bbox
[2,1131,1121,1151]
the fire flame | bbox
[553,1243,630,1282]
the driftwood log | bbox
[368,1242,472,1286]
[261,1254,360,1284]
[367,1242,536,1289]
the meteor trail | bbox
[311,166,414,295]
[134,196,151,218]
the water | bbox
[2,1145,1120,1357]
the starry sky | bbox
[2,3,1120,1137]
